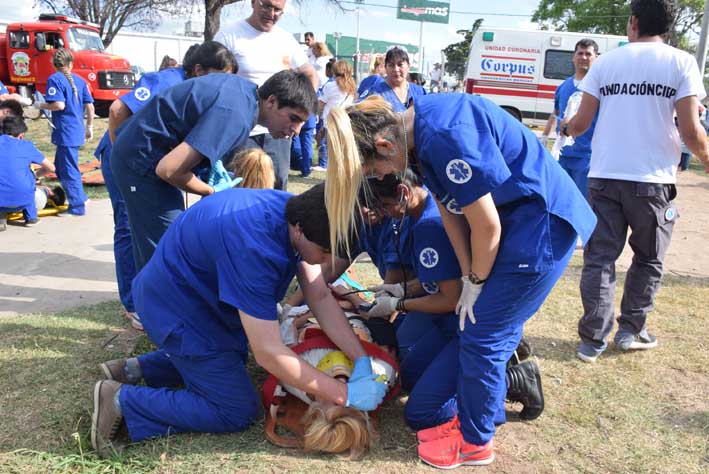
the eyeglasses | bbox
[257,0,284,16]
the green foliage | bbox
[441,20,482,81]
[532,0,705,47]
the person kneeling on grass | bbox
[91,183,387,457]
[0,116,56,230]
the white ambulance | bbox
[463,27,627,127]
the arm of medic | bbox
[676,95,709,173]
[434,194,500,329]
[539,109,559,147]
[84,102,95,141]
[154,143,240,195]
[284,256,351,307]
[562,92,598,137]
[34,158,56,178]
[365,278,461,319]
[240,310,385,410]
[108,99,132,144]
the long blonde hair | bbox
[325,96,402,259]
[312,41,332,58]
[229,148,275,189]
[52,48,78,103]
[333,60,356,96]
[302,402,376,460]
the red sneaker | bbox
[416,416,460,443]
[418,432,494,469]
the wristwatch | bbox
[468,272,487,285]
[561,123,570,137]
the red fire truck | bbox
[0,14,134,116]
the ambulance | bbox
[463,27,627,127]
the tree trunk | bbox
[204,0,222,41]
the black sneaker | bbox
[507,337,533,367]
[506,359,544,420]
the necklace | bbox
[400,112,408,171]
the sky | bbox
[0,0,543,72]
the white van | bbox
[464,27,627,127]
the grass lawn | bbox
[0,257,707,473]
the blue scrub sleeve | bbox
[27,142,46,165]
[185,105,254,166]
[120,73,161,113]
[45,76,65,103]
[0,81,8,94]
[81,81,94,104]
[414,222,460,283]
[427,124,512,208]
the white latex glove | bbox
[278,303,293,322]
[368,283,405,298]
[366,296,399,319]
[85,125,94,141]
[32,101,42,110]
[19,97,32,106]
[539,135,549,148]
[456,278,484,331]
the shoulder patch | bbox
[134,87,151,101]
[445,159,473,184]
[419,247,439,269]
[47,87,57,96]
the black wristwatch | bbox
[396,298,407,312]
[468,272,487,285]
[561,123,570,137]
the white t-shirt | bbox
[214,20,309,135]
[320,81,353,127]
[313,55,333,88]
[580,41,705,183]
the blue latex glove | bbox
[350,356,373,382]
[207,160,230,187]
[346,374,387,411]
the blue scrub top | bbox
[0,135,45,207]
[413,94,597,273]
[132,189,299,356]
[555,76,597,159]
[97,67,188,160]
[410,193,461,294]
[357,75,384,98]
[0,80,8,94]
[44,72,93,147]
[112,73,258,176]
[120,67,186,113]
[360,79,426,112]
[355,216,414,280]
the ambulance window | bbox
[9,31,30,49]
[544,50,574,80]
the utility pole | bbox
[695,0,709,72]
[355,0,364,83]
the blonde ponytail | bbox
[324,96,401,260]
[52,49,78,103]
[325,107,365,261]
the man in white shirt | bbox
[215,0,318,190]
[304,31,316,64]
[564,0,709,363]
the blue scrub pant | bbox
[120,347,260,441]
[396,311,457,392]
[99,142,136,312]
[55,145,87,215]
[405,216,577,445]
[111,159,184,272]
[0,200,37,222]
[291,115,316,176]
[558,155,590,201]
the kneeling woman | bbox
[325,94,597,468]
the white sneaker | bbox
[311,166,327,172]
[124,311,143,331]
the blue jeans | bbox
[317,122,328,168]
[97,135,137,312]
[291,115,316,176]
[54,145,87,215]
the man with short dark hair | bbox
[565,0,709,363]
[90,184,387,457]
[541,39,599,199]
[215,0,319,190]
[304,31,316,63]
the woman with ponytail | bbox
[34,48,94,216]
[325,94,597,468]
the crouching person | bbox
[91,183,387,457]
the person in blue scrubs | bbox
[110,69,317,272]
[0,116,56,229]
[96,42,233,330]
[324,94,597,468]
[358,47,425,112]
[33,48,94,216]
[366,171,544,421]
[90,184,387,457]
